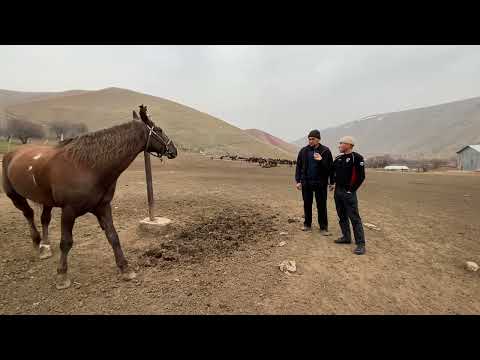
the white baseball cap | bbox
[339,136,355,146]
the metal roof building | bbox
[456,145,480,171]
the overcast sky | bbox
[2,45,480,141]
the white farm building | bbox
[384,165,409,171]
[456,145,480,171]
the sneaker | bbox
[301,225,312,231]
[354,244,366,255]
[334,237,351,244]
[319,229,332,236]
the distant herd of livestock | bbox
[215,154,296,168]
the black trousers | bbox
[301,182,328,230]
[334,187,365,244]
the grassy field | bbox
[0,139,54,155]
[0,140,20,154]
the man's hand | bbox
[313,152,322,161]
[328,184,335,192]
[296,182,302,190]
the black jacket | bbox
[331,151,365,192]
[295,144,333,186]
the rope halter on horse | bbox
[138,104,174,159]
[144,123,173,159]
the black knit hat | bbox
[308,129,321,139]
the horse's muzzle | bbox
[166,151,177,159]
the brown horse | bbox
[1,105,177,289]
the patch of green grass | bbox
[0,140,20,154]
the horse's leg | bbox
[7,191,41,248]
[56,206,76,290]
[39,206,53,259]
[94,203,136,281]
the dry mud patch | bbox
[134,197,281,267]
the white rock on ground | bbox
[278,241,287,247]
[279,232,288,236]
[466,261,479,272]
[364,222,381,231]
[279,260,296,274]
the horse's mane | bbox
[57,137,75,147]
[57,121,145,168]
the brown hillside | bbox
[294,96,480,159]
[245,128,299,155]
[0,89,88,113]
[5,87,292,158]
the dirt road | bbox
[1,153,479,314]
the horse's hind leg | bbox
[56,206,76,290]
[39,206,53,259]
[7,191,42,249]
[3,163,42,250]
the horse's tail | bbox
[1,151,13,195]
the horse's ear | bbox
[138,104,153,126]
[133,110,139,120]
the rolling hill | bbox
[2,87,293,158]
[244,128,299,155]
[0,89,88,114]
[293,96,480,159]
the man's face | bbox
[308,137,320,147]
[338,142,353,153]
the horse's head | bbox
[134,105,178,159]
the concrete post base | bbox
[139,217,173,234]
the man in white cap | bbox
[329,136,366,255]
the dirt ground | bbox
[1,153,479,314]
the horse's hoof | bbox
[122,270,137,281]
[55,274,71,290]
[39,244,52,260]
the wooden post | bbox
[144,150,155,221]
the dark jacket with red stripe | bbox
[331,152,365,192]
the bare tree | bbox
[50,119,69,140]
[367,155,393,168]
[418,160,429,172]
[0,115,10,141]
[6,114,44,144]
[70,122,88,137]
[50,120,88,140]
[431,158,445,170]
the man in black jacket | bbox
[295,130,333,234]
[329,136,366,255]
